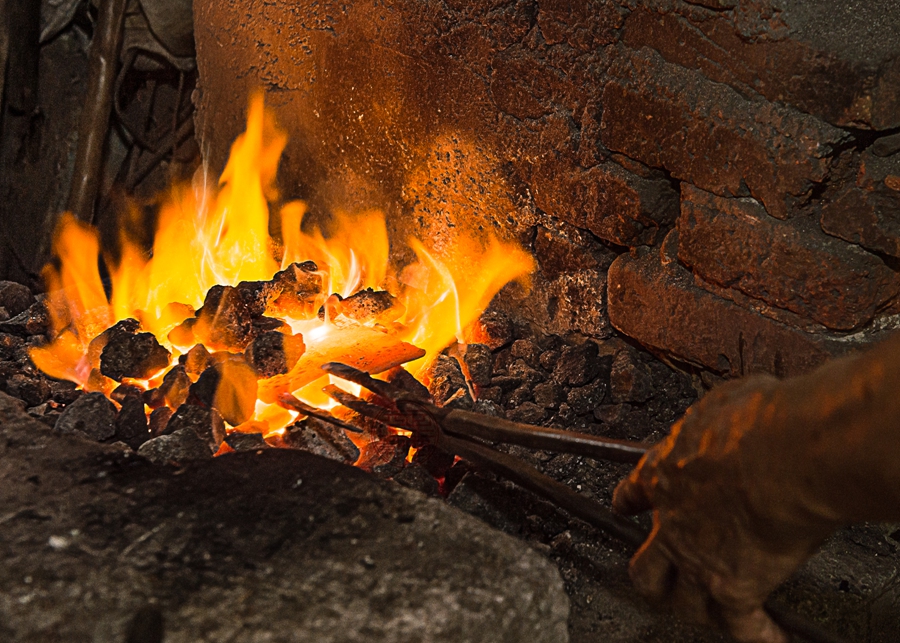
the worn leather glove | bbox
[613,375,842,643]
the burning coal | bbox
[30,95,534,455]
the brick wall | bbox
[194,0,900,378]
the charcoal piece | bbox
[49,380,81,405]
[473,399,504,418]
[492,349,513,374]
[491,375,523,392]
[0,333,23,360]
[194,285,255,351]
[251,316,290,334]
[4,374,50,407]
[283,416,360,464]
[506,385,533,408]
[411,444,455,479]
[555,402,575,423]
[533,381,563,409]
[111,384,144,404]
[55,392,117,441]
[142,388,166,409]
[160,365,191,409]
[610,350,653,403]
[236,279,283,317]
[506,401,546,425]
[268,261,323,318]
[137,428,215,464]
[246,331,306,378]
[392,463,440,496]
[0,301,49,336]
[100,328,171,382]
[115,396,150,449]
[181,344,211,379]
[225,432,270,451]
[467,309,513,350]
[510,339,540,368]
[189,357,258,426]
[566,379,609,415]
[427,355,471,407]
[552,342,601,387]
[538,349,560,373]
[0,282,34,318]
[149,407,174,437]
[477,385,503,404]
[337,288,400,323]
[508,360,545,386]
[167,403,226,450]
[442,460,472,495]
[462,344,492,387]
[384,366,431,401]
[167,318,197,347]
[88,319,140,367]
[356,435,411,478]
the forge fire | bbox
[29,95,534,460]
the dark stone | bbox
[251,316,291,334]
[0,393,569,642]
[392,463,440,497]
[181,344,211,379]
[246,330,305,378]
[110,384,144,404]
[872,133,900,158]
[473,399,505,418]
[114,396,150,450]
[531,156,678,247]
[336,288,399,324]
[491,375,523,393]
[463,343,493,387]
[142,387,166,410]
[533,381,563,409]
[411,444,456,480]
[506,401,546,425]
[166,403,225,451]
[194,285,255,351]
[566,379,609,415]
[190,357,258,426]
[159,365,192,409]
[0,281,34,317]
[508,360,544,386]
[54,392,117,441]
[427,355,472,408]
[601,49,847,220]
[236,279,283,317]
[4,374,50,407]
[622,2,900,130]
[510,340,540,368]
[467,310,513,350]
[267,262,323,318]
[478,386,503,404]
[137,428,215,464]
[148,407,173,437]
[506,386,533,408]
[0,333,23,361]
[356,435,412,478]
[607,247,852,378]
[224,432,270,452]
[609,352,652,405]
[552,342,600,387]
[49,380,81,405]
[538,349,560,373]
[0,301,49,336]
[820,152,900,259]
[100,328,171,382]
[283,417,360,464]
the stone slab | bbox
[0,394,569,643]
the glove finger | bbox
[629,533,677,605]
[720,606,789,643]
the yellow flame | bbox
[31,94,535,425]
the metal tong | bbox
[318,362,853,643]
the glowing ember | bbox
[30,94,535,443]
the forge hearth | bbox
[3,0,900,642]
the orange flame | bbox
[31,94,535,435]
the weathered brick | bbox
[678,185,900,331]
[607,246,851,378]
[600,49,848,220]
[531,156,678,246]
[622,2,900,129]
[820,152,900,259]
